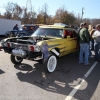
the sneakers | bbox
[79,62,90,66]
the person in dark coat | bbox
[13,24,19,30]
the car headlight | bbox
[34,45,41,52]
[1,39,9,47]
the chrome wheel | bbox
[47,55,57,72]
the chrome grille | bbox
[11,43,28,50]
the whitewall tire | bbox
[44,55,57,73]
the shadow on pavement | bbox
[14,63,34,71]
[16,54,75,95]
[0,69,5,74]
[15,53,100,100]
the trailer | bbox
[0,18,21,36]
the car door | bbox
[63,29,78,55]
[46,29,66,57]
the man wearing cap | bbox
[79,22,91,65]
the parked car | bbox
[20,24,39,35]
[1,23,79,73]
[5,30,28,37]
[5,24,39,37]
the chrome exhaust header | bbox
[12,49,27,58]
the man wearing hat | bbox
[79,22,91,65]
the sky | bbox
[0,0,100,19]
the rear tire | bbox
[44,54,57,73]
[10,54,23,64]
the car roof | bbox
[39,23,73,30]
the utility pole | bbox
[26,0,33,24]
[81,7,84,22]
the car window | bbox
[32,28,63,38]
[65,30,78,38]
[69,30,73,38]
[64,30,73,38]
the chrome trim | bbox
[12,49,27,58]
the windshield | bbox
[31,28,63,38]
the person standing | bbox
[92,24,100,62]
[79,22,91,65]
[90,26,95,50]
[13,24,19,30]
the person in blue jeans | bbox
[92,24,100,62]
[79,43,89,65]
[79,22,91,65]
[94,42,100,61]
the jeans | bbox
[94,42,100,60]
[90,39,94,50]
[79,43,89,65]
[89,42,92,56]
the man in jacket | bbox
[92,24,100,62]
[79,22,91,65]
[13,24,19,30]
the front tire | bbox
[10,54,23,64]
[44,55,57,73]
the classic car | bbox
[1,23,79,73]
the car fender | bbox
[51,49,59,56]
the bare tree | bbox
[75,13,81,27]
[0,13,4,18]
[30,10,37,24]
[46,15,54,24]
[54,6,76,25]
[2,2,100,26]
[13,4,23,20]
[42,3,49,24]
[3,2,16,19]
[21,7,29,24]
[36,13,44,24]
[37,3,49,24]
[3,2,22,20]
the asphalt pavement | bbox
[0,36,100,100]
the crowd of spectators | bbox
[77,22,100,66]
